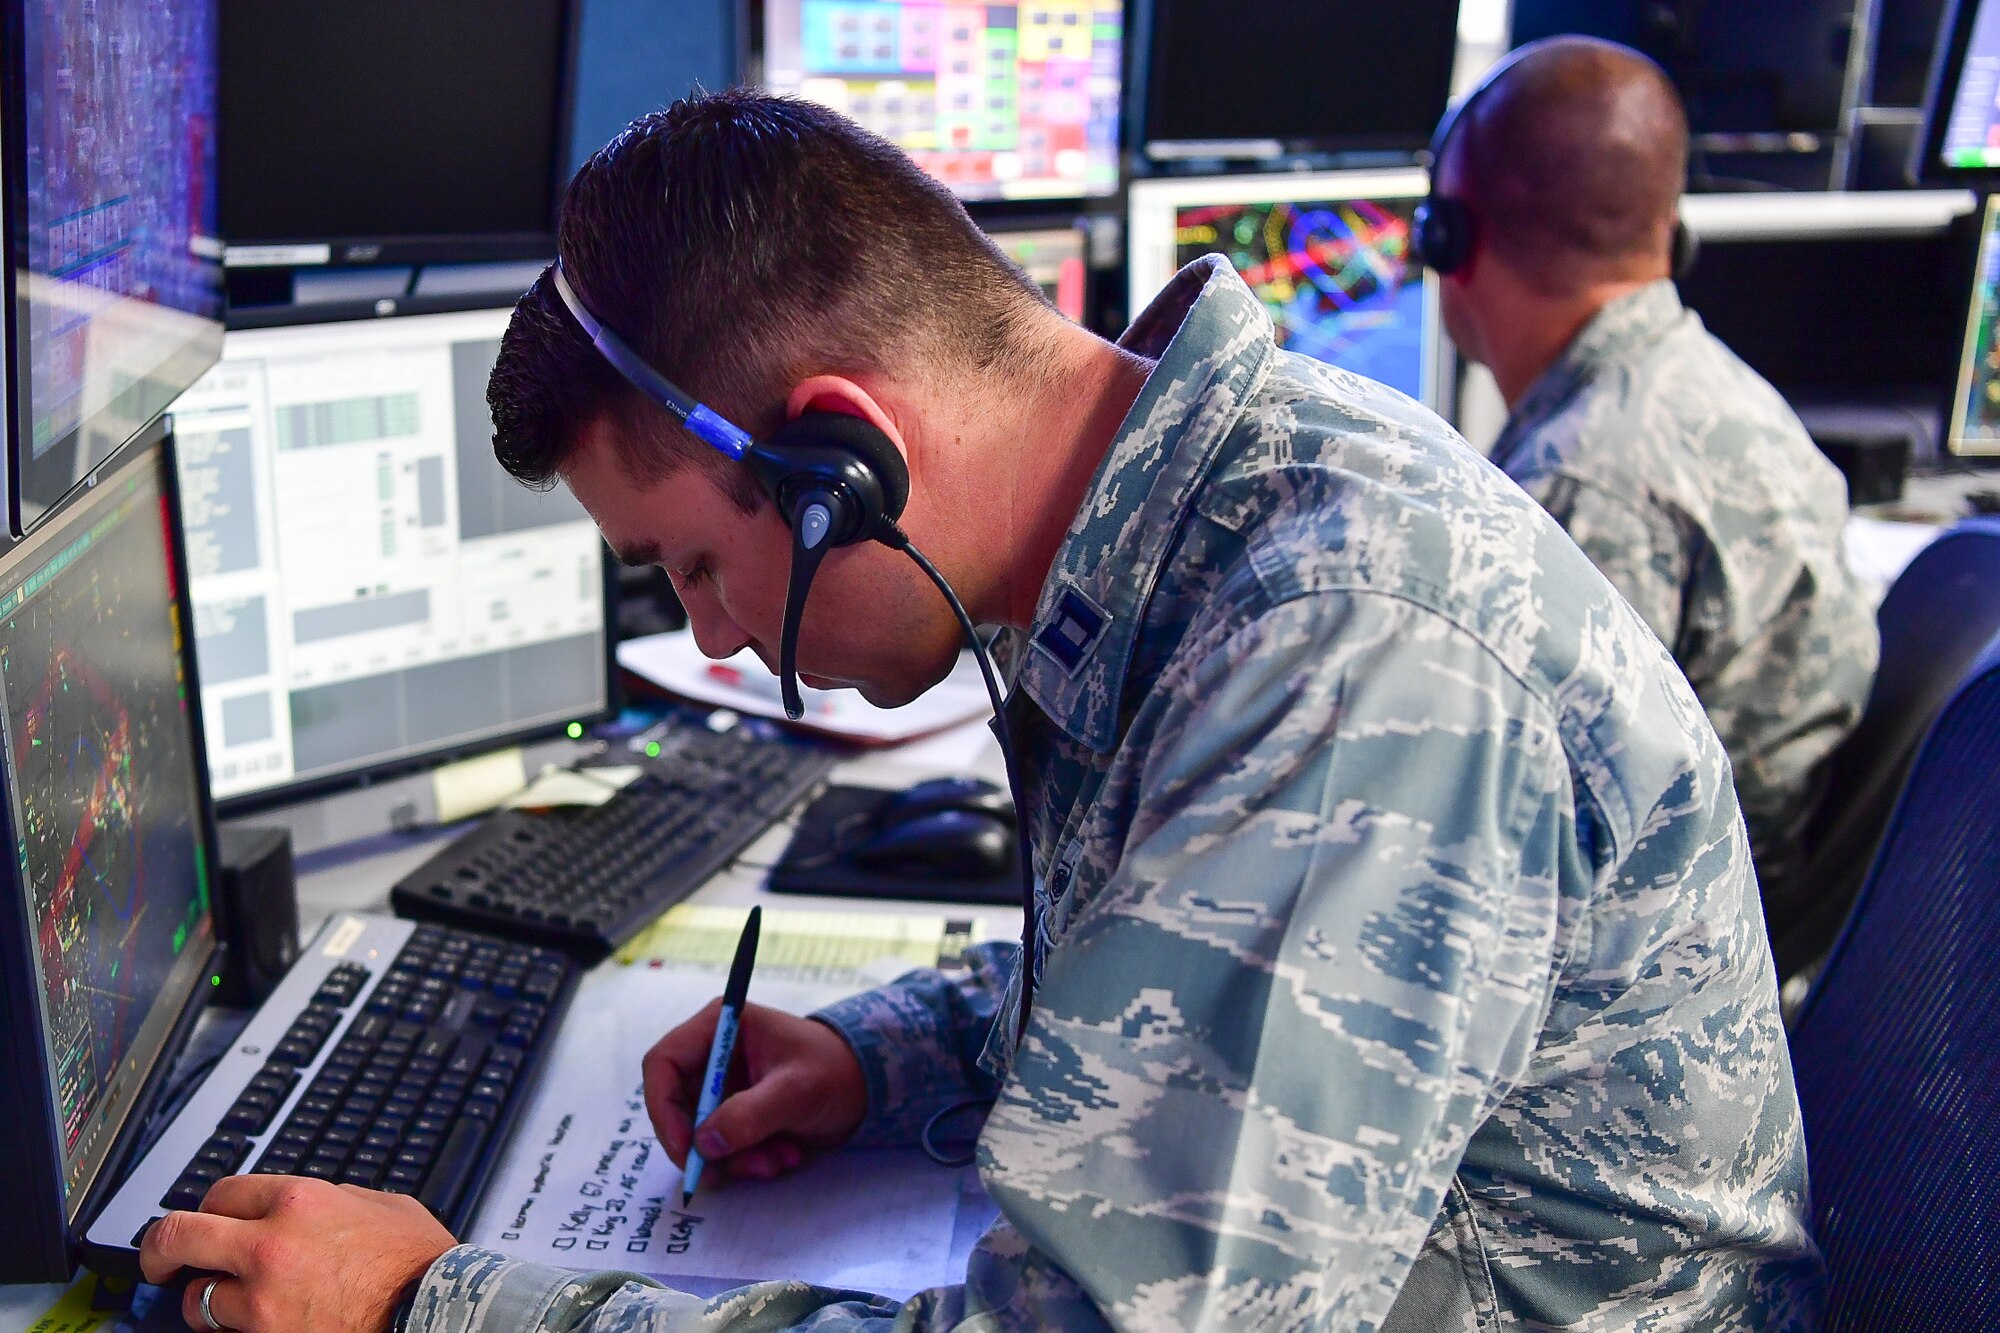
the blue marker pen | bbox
[682,906,761,1204]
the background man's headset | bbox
[548,261,1041,1076]
[1412,37,1699,282]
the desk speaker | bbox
[214,826,300,1006]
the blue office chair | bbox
[1789,630,2000,1330]
[1772,518,2000,978]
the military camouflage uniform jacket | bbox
[410,259,1823,1332]
[1488,280,1878,900]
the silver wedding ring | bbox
[197,1275,227,1332]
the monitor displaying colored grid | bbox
[764,0,1121,200]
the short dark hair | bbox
[489,89,1054,501]
[1458,38,1689,295]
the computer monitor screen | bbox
[1127,171,1441,406]
[1137,0,1461,161]
[763,0,1122,201]
[169,309,610,807]
[1951,197,2000,454]
[7,0,225,535]
[1932,0,2000,171]
[218,1,574,255]
[0,433,216,1214]
[986,223,1088,322]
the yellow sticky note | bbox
[27,1274,119,1333]
[432,747,529,824]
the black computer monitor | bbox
[0,424,223,1281]
[218,0,579,264]
[761,0,1122,201]
[1513,0,1855,135]
[171,309,615,811]
[2,0,225,536]
[1918,0,2000,181]
[1132,0,1462,166]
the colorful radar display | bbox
[1175,196,1426,400]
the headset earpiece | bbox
[1413,197,1474,277]
[766,411,910,535]
[747,410,912,717]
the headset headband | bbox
[549,259,753,461]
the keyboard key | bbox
[384,1166,425,1194]
[221,1091,280,1135]
[416,1120,492,1218]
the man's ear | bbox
[784,376,910,464]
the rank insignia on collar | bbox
[1033,586,1110,673]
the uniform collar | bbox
[1492,279,1688,466]
[1016,254,1274,753]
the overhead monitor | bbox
[0,426,220,1278]
[218,1,578,264]
[763,0,1122,201]
[1514,0,1855,136]
[169,309,612,809]
[1127,170,1443,407]
[1920,0,2000,180]
[1950,197,2000,453]
[985,222,1088,322]
[1135,0,1461,164]
[4,0,225,536]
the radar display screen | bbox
[1174,195,1428,399]
[0,447,215,1211]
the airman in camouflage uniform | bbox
[1488,280,1879,904]
[1423,37,1878,908]
[404,257,1824,1332]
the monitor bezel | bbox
[1948,194,2000,455]
[1917,0,2000,184]
[0,419,225,1282]
[1125,168,1446,410]
[215,0,585,268]
[192,308,621,817]
[0,0,226,540]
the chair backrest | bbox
[1790,632,2000,1331]
[1772,518,2000,977]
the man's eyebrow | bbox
[612,540,664,568]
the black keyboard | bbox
[159,924,574,1225]
[391,718,837,962]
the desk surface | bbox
[0,717,1021,1331]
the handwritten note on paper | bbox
[467,964,976,1298]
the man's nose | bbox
[687,604,753,662]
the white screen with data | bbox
[173,309,607,803]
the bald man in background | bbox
[1430,37,1878,918]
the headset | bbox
[549,258,1041,1044]
[1412,38,1700,282]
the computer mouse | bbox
[876,776,1016,825]
[848,809,1015,879]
